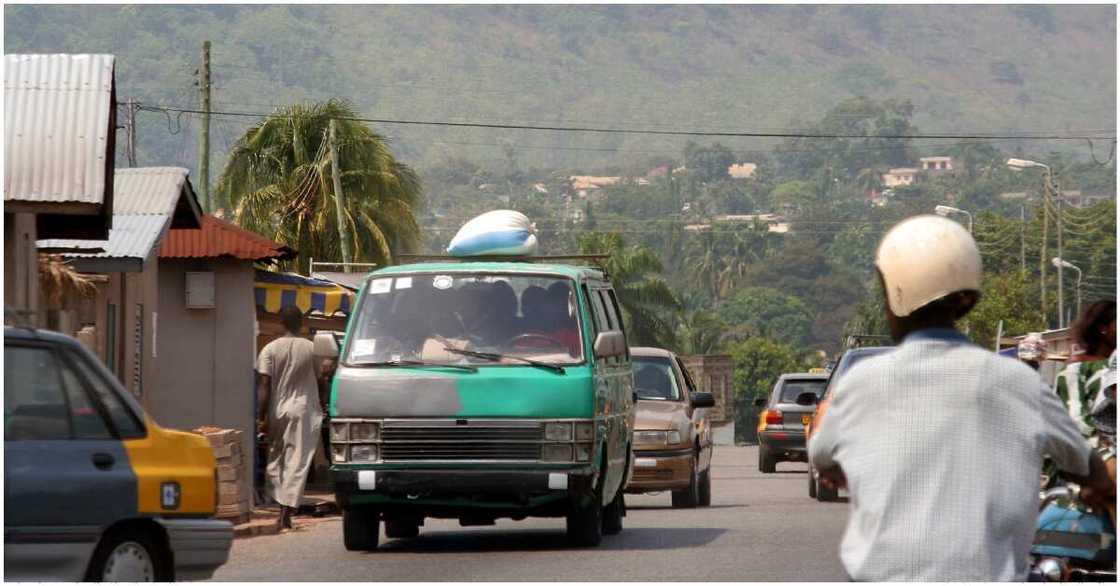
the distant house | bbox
[646,165,670,179]
[727,163,757,179]
[920,156,954,173]
[999,191,1031,201]
[38,167,204,400]
[882,168,919,188]
[569,175,622,198]
[1061,191,1114,208]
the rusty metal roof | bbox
[4,54,115,206]
[160,215,296,262]
[113,167,202,228]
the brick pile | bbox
[194,426,250,524]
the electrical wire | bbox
[134,103,1115,141]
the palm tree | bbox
[217,99,420,272]
[578,232,682,348]
[676,310,729,355]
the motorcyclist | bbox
[808,215,1114,581]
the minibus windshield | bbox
[345,273,585,366]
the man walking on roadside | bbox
[808,215,1114,581]
[257,305,325,529]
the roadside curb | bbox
[233,509,281,539]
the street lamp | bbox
[934,205,973,233]
[1052,257,1082,326]
[1010,158,1063,329]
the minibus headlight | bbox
[330,422,349,442]
[350,444,378,463]
[331,444,348,463]
[542,444,573,462]
[350,422,379,441]
[544,422,574,442]
[575,444,593,462]
[574,422,594,442]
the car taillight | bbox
[764,410,783,425]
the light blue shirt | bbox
[809,329,1091,581]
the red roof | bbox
[159,214,296,261]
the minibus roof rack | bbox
[397,254,611,265]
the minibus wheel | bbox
[343,507,380,551]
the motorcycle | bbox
[1028,360,1116,582]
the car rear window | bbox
[778,379,827,403]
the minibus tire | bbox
[343,508,380,551]
[566,495,604,547]
[603,488,624,535]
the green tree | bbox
[719,287,814,346]
[961,270,1047,349]
[675,310,729,355]
[218,99,421,272]
[728,337,812,402]
[578,232,682,347]
[684,141,736,183]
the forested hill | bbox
[5,5,1116,175]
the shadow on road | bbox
[626,504,748,511]
[374,527,727,554]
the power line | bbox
[135,103,1115,141]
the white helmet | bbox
[875,215,982,317]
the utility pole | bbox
[197,40,212,213]
[125,97,137,167]
[1039,191,1049,325]
[328,119,353,268]
[1053,170,1065,329]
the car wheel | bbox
[758,445,776,474]
[671,456,700,508]
[343,507,380,551]
[384,519,420,540]
[698,465,712,507]
[87,528,169,582]
[816,473,838,502]
[807,464,818,499]
[602,488,624,536]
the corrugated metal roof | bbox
[113,167,186,214]
[5,54,115,205]
[160,215,296,262]
[113,166,202,228]
[38,214,168,260]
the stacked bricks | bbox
[195,426,251,524]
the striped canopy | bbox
[254,269,353,316]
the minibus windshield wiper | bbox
[346,359,478,373]
[442,346,566,375]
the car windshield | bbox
[345,272,584,366]
[779,379,827,403]
[632,356,681,401]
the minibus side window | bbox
[603,289,630,361]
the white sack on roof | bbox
[447,210,538,257]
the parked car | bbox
[321,259,635,549]
[804,346,893,501]
[625,347,716,507]
[755,372,829,473]
[4,326,232,581]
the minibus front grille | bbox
[380,420,545,461]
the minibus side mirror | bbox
[753,397,767,408]
[593,331,626,359]
[313,331,340,359]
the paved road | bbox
[211,446,849,581]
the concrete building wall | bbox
[153,258,256,501]
[679,354,735,422]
